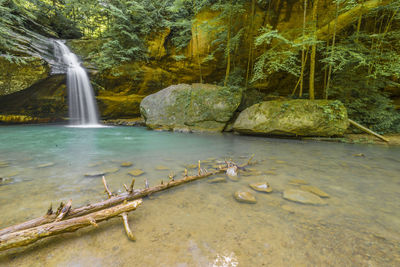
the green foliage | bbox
[320,1,400,133]
[251,26,301,83]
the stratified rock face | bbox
[0,56,50,96]
[233,100,349,137]
[140,84,242,132]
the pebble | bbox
[128,169,145,177]
[121,162,133,167]
[234,191,257,204]
[37,162,55,168]
[249,182,272,193]
[207,177,227,184]
[289,179,309,185]
[155,165,169,171]
[84,171,106,177]
[300,185,330,198]
[283,189,326,205]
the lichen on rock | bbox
[233,99,349,137]
[140,83,242,132]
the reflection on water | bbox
[0,125,399,266]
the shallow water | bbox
[0,125,399,266]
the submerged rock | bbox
[233,100,349,137]
[0,177,14,186]
[140,83,242,132]
[289,179,309,185]
[207,177,227,183]
[128,169,145,177]
[155,165,169,171]
[226,166,239,181]
[84,168,119,177]
[121,162,133,167]
[234,191,257,204]
[84,171,106,177]
[0,161,9,168]
[103,168,119,174]
[283,189,326,205]
[300,185,330,198]
[37,162,55,168]
[249,182,273,193]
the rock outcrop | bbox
[233,100,349,137]
[0,56,50,96]
[140,84,242,132]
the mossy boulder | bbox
[140,83,242,132]
[233,99,349,137]
[0,56,50,96]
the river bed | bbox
[0,125,399,266]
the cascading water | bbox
[54,40,100,126]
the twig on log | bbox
[198,160,201,176]
[102,176,113,198]
[129,178,135,193]
[349,119,389,142]
[55,199,72,222]
[46,204,53,215]
[120,212,135,241]
[248,154,255,165]
[0,156,256,236]
[0,199,143,252]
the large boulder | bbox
[140,83,242,132]
[233,99,349,136]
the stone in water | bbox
[208,177,227,184]
[37,162,55,168]
[128,169,145,177]
[300,185,330,198]
[283,189,326,205]
[249,182,272,193]
[234,191,257,204]
[155,165,169,171]
[121,162,133,167]
[289,179,309,185]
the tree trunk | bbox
[224,0,233,87]
[0,200,142,252]
[325,0,339,99]
[245,0,256,88]
[0,158,255,237]
[309,0,319,100]
[299,0,307,97]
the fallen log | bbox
[0,199,142,252]
[349,119,389,142]
[0,157,255,236]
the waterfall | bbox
[54,40,100,126]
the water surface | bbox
[0,126,399,266]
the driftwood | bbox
[0,199,142,252]
[349,119,389,142]
[0,157,255,237]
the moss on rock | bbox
[233,99,349,137]
[140,83,242,132]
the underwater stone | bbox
[234,191,257,204]
[283,189,326,205]
[128,169,145,177]
[300,185,330,198]
[249,182,273,193]
[121,162,133,167]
